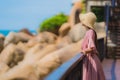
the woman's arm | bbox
[82,30,97,55]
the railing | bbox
[105,3,110,58]
[112,0,115,7]
[44,38,105,80]
[44,53,84,80]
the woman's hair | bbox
[93,30,98,50]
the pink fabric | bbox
[81,29,105,80]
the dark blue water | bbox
[0,30,36,36]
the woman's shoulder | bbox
[86,29,95,34]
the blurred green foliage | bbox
[39,13,68,35]
[82,6,86,13]
[91,7,104,22]
[81,0,86,13]
[82,0,85,3]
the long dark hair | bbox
[92,29,98,51]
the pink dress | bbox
[81,29,105,80]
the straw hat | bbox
[79,12,97,29]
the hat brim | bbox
[82,21,94,29]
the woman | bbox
[79,12,105,80]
